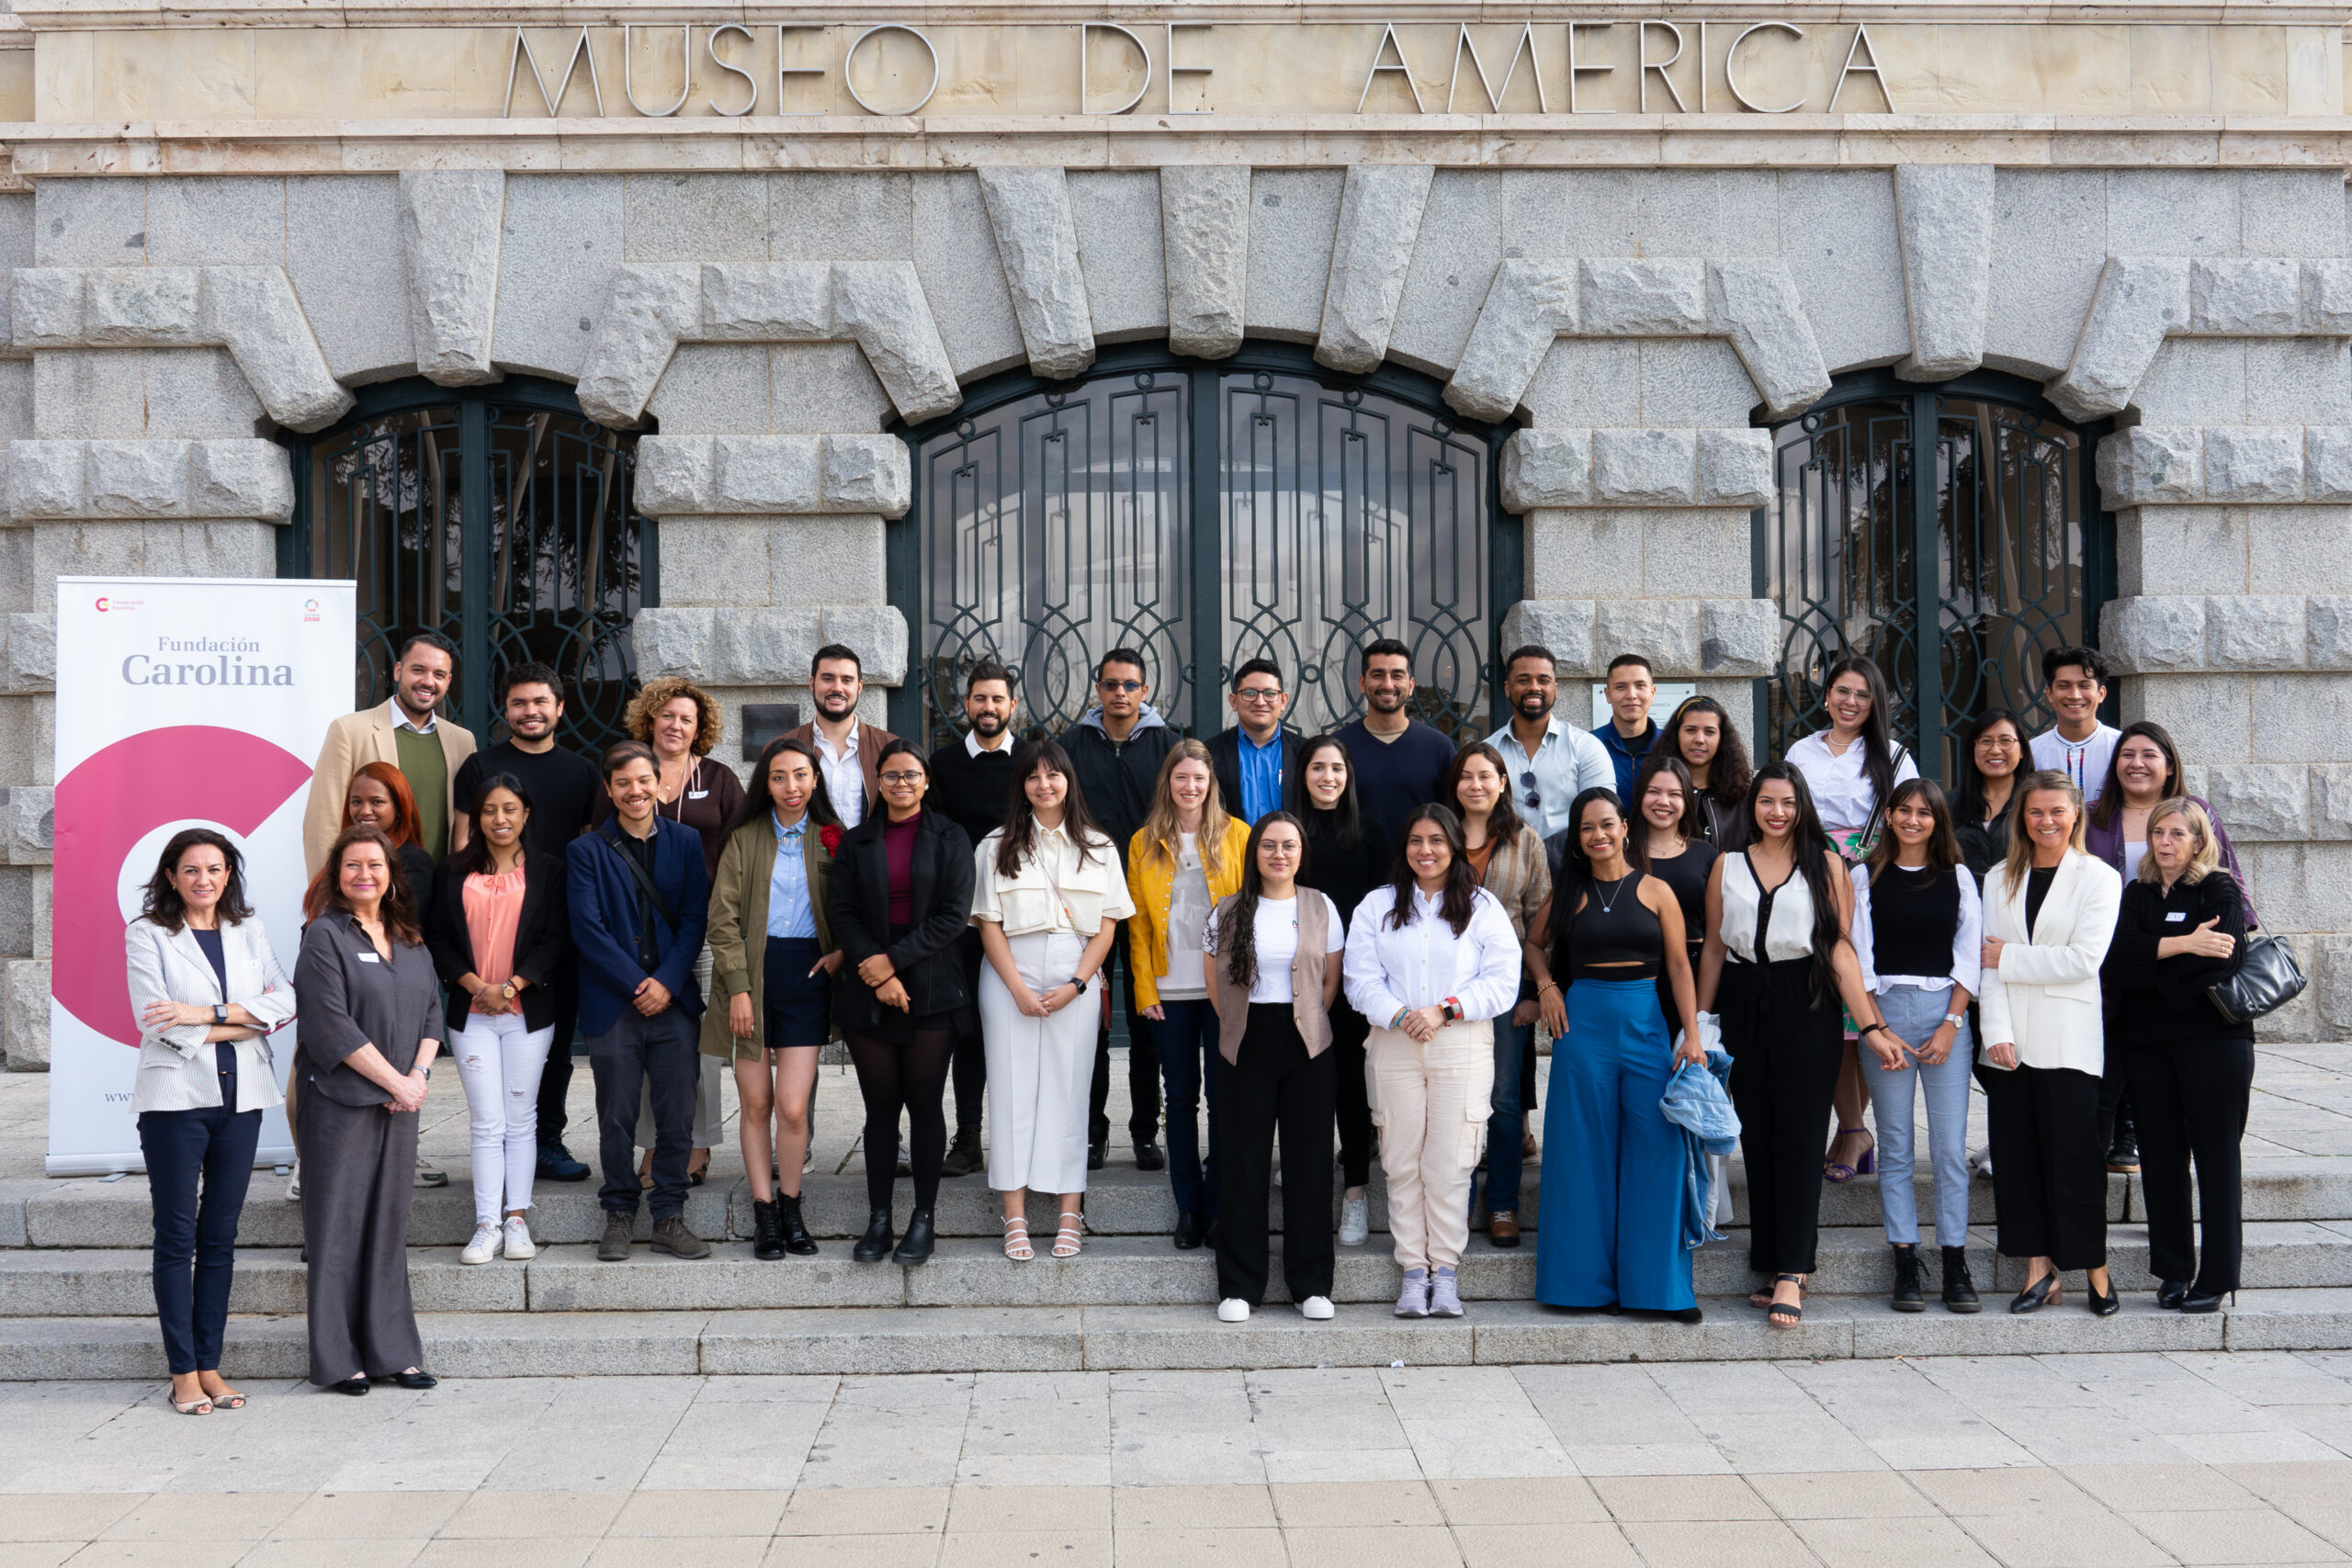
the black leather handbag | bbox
[2206,934,2308,1024]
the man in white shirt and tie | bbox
[2028,646,2120,805]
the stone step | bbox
[8,1224,2350,1318]
[18,1158,2346,1251]
[5,1289,2350,1380]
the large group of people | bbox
[122,628,2263,1408]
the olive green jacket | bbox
[699,812,837,1058]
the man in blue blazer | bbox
[568,740,712,1261]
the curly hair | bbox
[623,676,723,758]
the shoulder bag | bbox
[2207,932,2307,1024]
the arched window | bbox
[277,378,655,751]
[890,343,1514,747]
[1758,369,2116,781]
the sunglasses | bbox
[1520,770,1541,811]
[1098,679,1143,694]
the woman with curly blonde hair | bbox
[597,676,745,1184]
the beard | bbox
[1515,691,1551,720]
[1366,688,1406,713]
[815,689,856,719]
[971,710,1008,738]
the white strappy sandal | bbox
[1053,1210,1084,1258]
[1002,1215,1034,1261]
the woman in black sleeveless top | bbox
[1628,754,1720,1032]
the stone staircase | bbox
[5,1155,2350,1379]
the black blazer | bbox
[1207,725,1306,821]
[2101,869,2254,1046]
[425,851,571,1032]
[827,808,976,1029]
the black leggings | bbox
[847,1028,956,1213]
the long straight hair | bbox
[1548,786,1630,985]
[1624,753,1696,874]
[1820,654,1902,816]
[1648,694,1753,809]
[1442,740,1526,851]
[730,736,841,837]
[447,774,536,880]
[1744,761,1846,1003]
[1953,707,2026,828]
[1382,802,1480,936]
[994,738,1112,879]
[1220,810,1308,993]
[2001,769,2087,890]
[2087,719,2183,833]
[1286,733,1363,849]
[1863,778,1962,885]
[1136,737,1238,884]
[345,761,424,851]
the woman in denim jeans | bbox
[1847,780,1984,1314]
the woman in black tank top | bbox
[1628,754,1721,1032]
[1521,788,1706,1321]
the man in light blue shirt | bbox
[1484,644,1614,840]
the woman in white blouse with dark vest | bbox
[1979,770,2122,1316]
[1342,803,1522,1319]
[972,739,1135,1263]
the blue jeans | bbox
[1477,1018,1532,1213]
[1863,984,1974,1247]
[1154,998,1222,1220]
[138,1048,261,1375]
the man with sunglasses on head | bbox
[1206,658,1305,826]
[1484,644,1613,844]
[1059,649,1177,1172]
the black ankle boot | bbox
[752,1198,786,1261]
[777,1193,819,1256]
[1890,1245,1926,1313]
[1940,1247,1981,1314]
[892,1209,936,1266]
[853,1208,896,1262]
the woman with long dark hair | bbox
[1624,752,1719,1017]
[424,775,569,1266]
[1204,812,1347,1322]
[830,739,977,1266]
[126,828,296,1414]
[1290,734,1385,1244]
[1646,694,1754,850]
[1953,708,2027,881]
[973,739,1132,1261]
[704,737,842,1259]
[1523,788,1705,1320]
[1443,740,1551,1249]
[1341,804,1522,1318]
[1696,763,1899,1328]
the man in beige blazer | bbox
[302,632,479,877]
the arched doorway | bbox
[1758,369,2116,782]
[890,343,1515,747]
[277,378,655,751]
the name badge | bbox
[356,951,381,963]
[688,790,710,800]
[2165,911,2188,923]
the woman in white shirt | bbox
[972,739,1136,1261]
[1783,655,1918,1188]
[1979,770,2122,1316]
[1848,779,1983,1314]
[1343,803,1523,1319]
[1202,812,1347,1323]
[1697,762,1899,1330]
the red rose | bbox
[820,825,842,854]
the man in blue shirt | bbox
[1485,644,1614,840]
[1207,657,1304,825]
[1593,653,1660,800]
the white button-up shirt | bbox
[1784,729,1919,838]
[1342,884,1523,1026]
[389,698,436,734]
[816,724,865,829]
[1849,862,1984,996]
[970,821,1137,938]
[1485,715,1614,840]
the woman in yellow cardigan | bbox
[1127,739,1252,1249]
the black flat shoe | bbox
[1172,1211,1205,1250]
[2009,1273,2061,1314]
[2181,1288,2233,1314]
[892,1210,936,1266]
[2086,1280,2120,1317]
[392,1371,437,1390]
[852,1208,896,1262]
[2156,1280,2189,1309]
[325,1376,369,1396]
[1135,1140,1166,1172]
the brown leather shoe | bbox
[1487,1211,1521,1248]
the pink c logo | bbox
[52,727,313,1047]
[94,597,107,612]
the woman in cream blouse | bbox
[972,739,1136,1261]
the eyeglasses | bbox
[1098,679,1143,694]
[1520,770,1541,810]
[878,770,925,785]
[1976,736,2022,750]
[1235,688,1283,704]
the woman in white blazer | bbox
[1977,770,2122,1317]
[125,829,298,1415]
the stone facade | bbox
[1,7,2351,1062]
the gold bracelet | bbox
[1538,981,1560,995]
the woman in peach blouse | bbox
[426,775,570,1264]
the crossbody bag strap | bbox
[600,823,679,931]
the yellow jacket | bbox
[1125,817,1250,1010]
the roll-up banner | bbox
[46,578,356,1176]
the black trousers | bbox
[2123,1038,2254,1293]
[534,955,581,1144]
[588,1006,700,1220]
[138,1049,260,1375]
[1329,1001,1374,1189]
[1216,1005,1337,1305]
[1088,931,1162,1145]
[1984,1061,2108,1270]
[951,929,989,1134]
[1720,959,1843,1275]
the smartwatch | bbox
[211,1004,228,1026]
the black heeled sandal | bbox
[1767,1273,1804,1329]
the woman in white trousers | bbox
[973,739,1133,1261]
[1342,803,1524,1318]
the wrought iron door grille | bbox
[1759,372,2109,783]
[279,378,655,751]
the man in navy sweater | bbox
[570,741,712,1263]
[1335,638,1460,864]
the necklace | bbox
[1593,873,1633,914]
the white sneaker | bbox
[459,1224,499,1265]
[1299,1295,1335,1321]
[1217,1298,1251,1323]
[284,1162,301,1202]
[1969,1146,1994,1179]
[1339,1195,1369,1247]
[501,1216,537,1260]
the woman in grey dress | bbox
[294,824,446,1394]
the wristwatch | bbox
[211,1004,228,1026]
[1441,997,1462,1024]
[1943,1012,1965,1029]
[501,980,519,1002]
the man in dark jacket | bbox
[927,658,1022,1176]
[1058,648,1177,1171]
[1204,657,1305,825]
